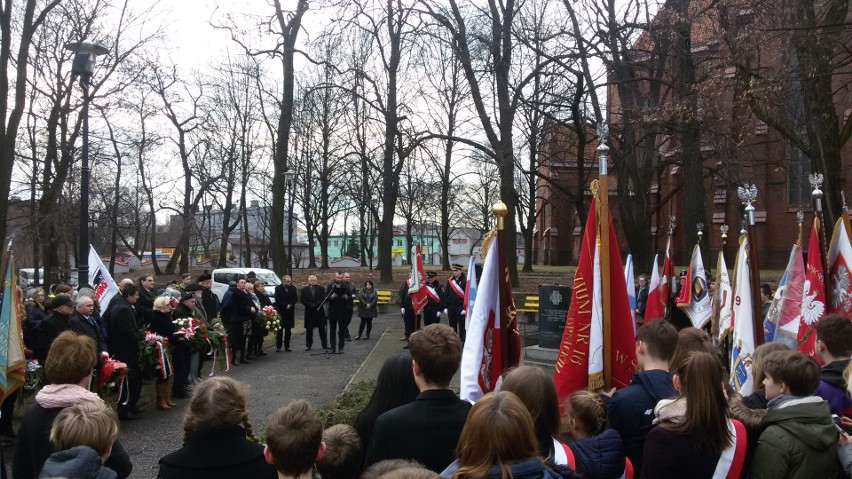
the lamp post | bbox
[66,41,108,288]
[283,170,296,276]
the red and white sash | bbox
[449,277,465,298]
[426,284,441,302]
[713,418,748,479]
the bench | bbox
[516,295,539,322]
[376,290,391,313]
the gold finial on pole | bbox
[493,201,507,231]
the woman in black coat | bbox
[171,293,199,400]
[356,280,378,340]
[224,278,256,365]
[158,376,276,479]
[250,281,273,357]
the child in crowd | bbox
[814,314,852,415]
[750,350,838,478]
[606,320,678,476]
[315,424,362,479]
[564,391,630,479]
[264,399,326,479]
[39,402,119,479]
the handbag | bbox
[242,318,252,336]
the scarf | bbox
[653,397,687,425]
[36,384,104,409]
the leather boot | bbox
[165,382,177,407]
[156,382,172,409]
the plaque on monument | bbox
[538,284,571,349]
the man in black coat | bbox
[444,264,467,341]
[219,277,256,366]
[422,272,444,327]
[68,296,107,355]
[399,275,415,342]
[104,285,143,420]
[363,324,470,472]
[136,274,156,328]
[198,271,220,321]
[273,274,298,352]
[635,274,649,326]
[326,272,350,353]
[343,271,356,341]
[300,275,328,351]
[33,295,75,363]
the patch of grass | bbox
[316,379,376,428]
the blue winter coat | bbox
[570,429,627,479]
[39,446,116,479]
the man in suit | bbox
[69,295,107,355]
[105,285,143,420]
[273,275,298,352]
[444,264,466,341]
[363,324,470,472]
[300,275,328,351]
[136,274,155,328]
[326,272,351,354]
[422,272,443,327]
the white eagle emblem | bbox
[800,279,826,326]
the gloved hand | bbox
[444,309,448,316]
[461,310,466,316]
[401,308,405,315]
[437,311,442,318]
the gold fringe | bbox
[588,371,604,391]
[480,230,497,260]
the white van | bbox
[211,268,281,302]
[18,268,44,288]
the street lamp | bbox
[283,170,296,276]
[65,40,109,288]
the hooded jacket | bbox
[749,396,838,479]
[606,369,675,475]
[570,429,627,479]
[39,446,116,479]
[815,359,852,415]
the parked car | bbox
[211,268,281,302]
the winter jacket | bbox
[39,445,116,479]
[157,424,276,479]
[104,297,140,370]
[358,288,378,318]
[749,396,838,479]
[815,359,852,415]
[570,429,627,479]
[840,443,852,479]
[742,388,769,410]
[485,458,577,479]
[606,369,675,476]
[33,311,72,363]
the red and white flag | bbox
[713,250,733,340]
[463,255,478,328]
[828,216,852,317]
[764,244,805,348]
[89,246,120,314]
[408,245,428,314]
[644,255,664,322]
[459,229,521,402]
[677,244,712,328]
[554,198,636,404]
[797,220,827,358]
[659,236,674,319]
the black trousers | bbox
[276,328,292,350]
[227,321,246,361]
[357,317,373,338]
[171,345,191,395]
[403,309,415,337]
[328,315,347,350]
[306,319,328,349]
[447,305,466,341]
[118,367,141,417]
[424,307,441,326]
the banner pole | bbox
[597,125,612,390]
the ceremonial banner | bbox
[459,228,521,402]
[660,236,674,319]
[463,255,478,329]
[645,255,664,322]
[797,221,827,358]
[677,244,712,328]
[89,246,120,314]
[828,216,852,317]
[764,244,805,348]
[713,250,733,340]
[408,245,428,314]
[625,254,636,326]
[0,255,25,400]
[730,236,756,396]
[554,197,636,403]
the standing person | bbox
[814,314,852,415]
[157,377,276,479]
[69,296,107,355]
[422,272,443,327]
[760,284,773,322]
[564,391,629,479]
[326,272,349,354]
[173,292,199,395]
[444,265,466,341]
[223,277,256,366]
[13,332,132,479]
[343,272,356,341]
[33,296,75,363]
[668,271,691,330]
[24,288,48,348]
[364,324,470,472]
[251,280,272,357]
[137,274,156,328]
[197,271,219,322]
[104,285,143,421]
[399,274,416,344]
[642,352,746,479]
[635,275,649,326]
[607,320,678,476]
[273,275,298,352]
[750,350,838,478]
[178,273,192,292]
[264,400,325,479]
[148,296,178,408]
[300,275,328,351]
[356,281,378,340]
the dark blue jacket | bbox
[606,369,675,477]
[485,459,576,479]
[40,446,116,479]
[570,429,626,479]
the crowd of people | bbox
[8,264,852,479]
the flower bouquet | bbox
[259,305,282,333]
[139,332,173,380]
[24,360,42,391]
[206,318,231,374]
[98,352,128,404]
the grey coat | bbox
[358,289,378,318]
